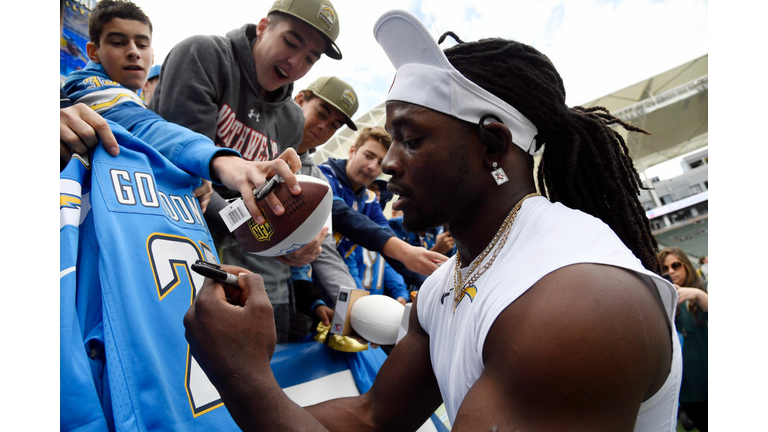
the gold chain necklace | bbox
[453,193,540,313]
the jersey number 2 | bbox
[147,232,224,417]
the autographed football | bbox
[232,174,332,257]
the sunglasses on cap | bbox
[661,262,683,273]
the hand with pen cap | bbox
[210,148,302,225]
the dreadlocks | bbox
[443,36,660,273]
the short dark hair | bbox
[266,11,290,27]
[89,0,152,46]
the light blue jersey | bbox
[60,122,240,430]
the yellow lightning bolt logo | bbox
[60,193,82,210]
[456,284,477,307]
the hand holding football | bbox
[232,174,332,257]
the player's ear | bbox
[86,41,100,63]
[479,117,513,169]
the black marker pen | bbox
[191,259,239,286]
[253,174,284,201]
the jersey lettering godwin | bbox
[109,168,205,227]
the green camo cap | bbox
[269,0,342,60]
[305,76,359,130]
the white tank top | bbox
[417,197,682,430]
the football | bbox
[349,295,406,346]
[232,174,332,257]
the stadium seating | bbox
[654,218,708,259]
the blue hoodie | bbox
[319,158,396,259]
[63,61,239,182]
[318,158,420,293]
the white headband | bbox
[373,10,539,155]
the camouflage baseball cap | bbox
[305,76,359,130]
[269,0,342,60]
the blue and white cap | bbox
[373,10,538,155]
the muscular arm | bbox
[306,293,443,431]
[452,264,673,431]
[60,103,119,166]
[184,269,441,431]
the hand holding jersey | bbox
[60,102,119,168]
[193,179,213,213]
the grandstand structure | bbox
[312,55,709,259]
[581,54,708,259]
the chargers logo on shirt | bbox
[454,285,477,308]
[60,193,82,210]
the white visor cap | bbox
[373,10,539,155]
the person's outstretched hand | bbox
[211,148,302,225]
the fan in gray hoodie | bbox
[150,0,344,342]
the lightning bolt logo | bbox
[456,284,478,308]
[60,193,82,210]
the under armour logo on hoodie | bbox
[248,109,260,121]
